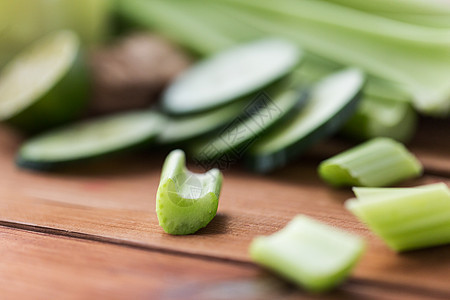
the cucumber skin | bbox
[245,89,363,173]
[190,88,310,162]
[6,50,90,134]
[16,132,158,172]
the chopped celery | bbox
[250,215,365,292]
[191,88,308,161]
[156,150,222,235]
[246,68,364,173]
[118,0,234,56]
[322,0,450,15]
[341,96,417,143]
[319,138,423,187]
[346,183,450,251]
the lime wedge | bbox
[0,30,89,133]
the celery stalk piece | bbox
[250,215,365,293]
[213,1,450,115]
[346,183,450,251]
[322,0,450,15]
[218,0,450,48]
[319,138,423,187]
[118,0,234,56]
[156,150,223,235]
[342,96,417,143]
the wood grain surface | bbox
[0,117,449,299]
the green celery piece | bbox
[156,98,251,145]
[186,0,264,43]
[118,0,234,56]
[319,138,423,187]
[250,215,365,292]
[378,13,450,29]
[322,0,450,15]
[218,0,450,48]
[213,1,450,115]
[342,96,417,143]
[346,183,450,251]
[352,183,445,201]
[156,149,222,235]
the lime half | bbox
[0,30,89,133]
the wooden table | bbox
[0,117,449,299]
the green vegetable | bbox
[0,30,90,133]
[319,138,422,187]
[0,0,112,66]
[156,98,253,146]
[250,215,365,292]
[213,0,450,115]
[156,149,222,235]
[246,68,364,173]
[162,38,302,115]
[346,183,450,252]
[125,0,450,116]
[191,88,308,162]
[342,96,417,143]
[17,110,165,170]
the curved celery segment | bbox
[346,183,450,252]
[342,96,417,143]
[156,150,223,235]
[319,138,422,187]
[250,215,365,292]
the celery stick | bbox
[378,13,450,29]
[346,183,450,251]
[342,96,417,143]
[214,1,450,115]
[319,138,423,187]
[353,183,446,200]
[118,0,234,55]
[218,0,450,48]
[250,215,365,292]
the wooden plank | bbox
[0,119,450,297]
[1,226,446,300]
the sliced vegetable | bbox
[346,183,450,252]
[246,68,364,173]
[213,0,450,115]
[0,30,89,133]
[17,110,165,170]
[156,98,252,146]
[162,38,302,115]
[319,138,422,187]
[341,96,417,143]
[191,88,308,162]
[156,149,222,235]
[250,215,365,292]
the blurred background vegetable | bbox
[0,0,449,172]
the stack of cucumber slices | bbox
[14,37,365,172]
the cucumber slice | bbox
[162,38,302,114]
[250,215,365,292]
[17,110,165,170]
[190,88,308,162]
[0,30,89,133]
[156,149,222,235]
[246,68,365,173]
[156,98,252,146]
[318,138,423,187]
